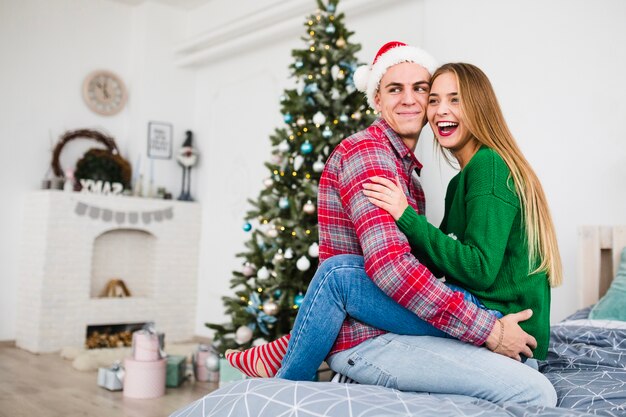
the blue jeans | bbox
[275,254,556,406]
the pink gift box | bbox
[132,331,161,362]
[123,357,166,399]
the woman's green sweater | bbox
[397,147,551,359]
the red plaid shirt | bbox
[318,118,497,355]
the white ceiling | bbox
[106,0,213,10]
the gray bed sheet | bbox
[171,310,625,417]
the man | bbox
[228,41,556,406]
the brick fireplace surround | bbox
[16,191,201,353]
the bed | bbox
[171,225,626,417]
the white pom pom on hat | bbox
[354,41,438,109]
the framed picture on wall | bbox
[147,122,173,159]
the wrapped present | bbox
[166,355,187,387]
[219,358,247,387]
[97,361,124,391]
[123,357,166,399]
[132,325,164,362]
[192,344,219,382]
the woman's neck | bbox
[454,140,482,169]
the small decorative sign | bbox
[147,122,173,159]
[80,179,124,195]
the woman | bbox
[227,63,562,386]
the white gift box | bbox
[97,363,124,391]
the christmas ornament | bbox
[284,248,294,259]
[278,141,290,152]
[308,242,319,258]
[257,266,270,280]
[263,178,274,188]
[274,289,282,298]
[205,352,220,371]
[300,141,313,155]
[331,65,340,80]
[283,113,293,123]
[296,256,311,271]
[327,3,336,12]
[235,325,253,344]
[294,60,304,69]
[279,197,290,209]
[336,37,346,48]
[312,111,326,125]
[319,57,327,65]
[339,114,349,123]
[304,83,318,94]
[325,24,335,34]
[313,159,325,173]
[262,299,279,316]
[242,263,256,277]
[293,155,304,171]
[303,200,316,214]
[280,95,286,102]
[242,222,252,232]
[294,293,305,307]
[353,111,362,121]
[322,127,333,139]
[296,117,306,127]
[252,338,268,347]
[273,250,284,263]
[267,227,278,238]
[331,89,341,100]
[245,292,278,335]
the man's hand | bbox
[485,309,537,361]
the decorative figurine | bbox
[177,130,199,201]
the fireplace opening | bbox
[85,322,150,349]
[90,228,156,298]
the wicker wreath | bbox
[51,129,131,188]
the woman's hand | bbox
[362,176,409,221]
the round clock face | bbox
[82,70,128,116]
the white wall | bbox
[0,0,194,340]
[2,0,625,341]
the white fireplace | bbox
[16,190,201,353]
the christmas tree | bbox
[206,0,375,353]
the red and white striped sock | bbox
[225,334,291,378]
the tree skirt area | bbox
[60,342,199,371]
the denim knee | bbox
[522,371,557,407]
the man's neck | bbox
[402,137,418,152]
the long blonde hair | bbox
[431,63,562,287]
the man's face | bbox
[374,62,430,145]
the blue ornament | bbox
[325,24,335,34]
[327,3,336,13]
[294,293,305,307]
[274,289,282,298]
[339,114,349,123]
[283,113,293,123]
[295,60,304,69]
[243,222,252,232]
[322,127,332,139]
[306,97,316,106]
[279,197,290,209]
[300,141,313,154]
[304,83,318,94]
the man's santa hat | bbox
[353,41,438,109]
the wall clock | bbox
[82,70,128,116]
